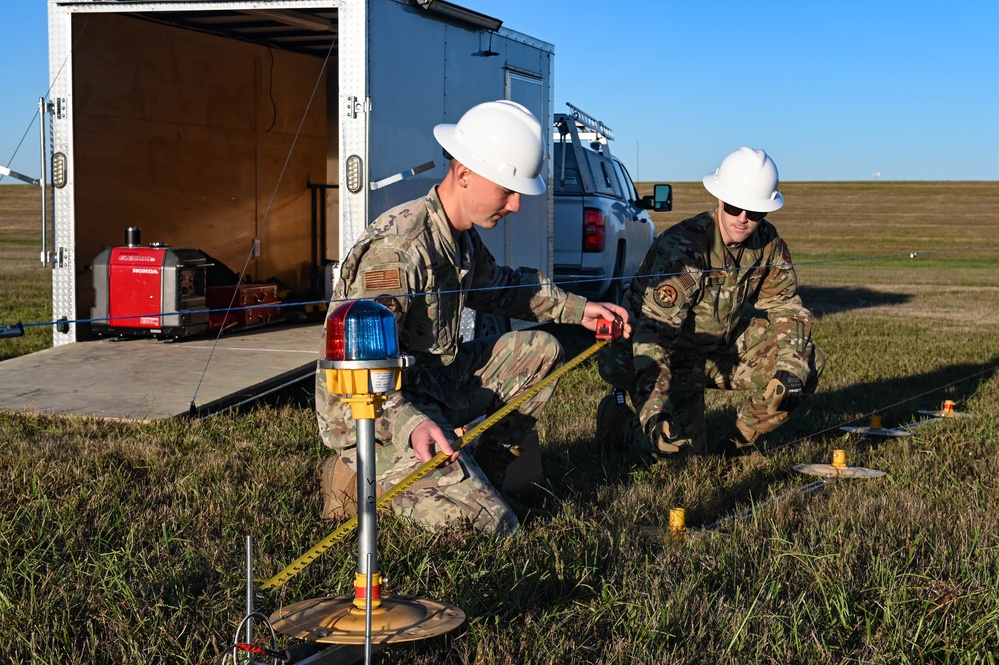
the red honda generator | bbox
[91,228,211,340]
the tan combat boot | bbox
[321,455,384,520]
[472,429,545,494]
[720,420,761,457]
[498,430,543,494]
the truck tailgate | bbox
[553,195,584,266]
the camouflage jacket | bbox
[623,210,814,431]
[319,186,588,450]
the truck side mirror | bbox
[653,184,673,212]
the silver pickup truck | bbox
[552,105,672,303]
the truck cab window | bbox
[613,161,639,203]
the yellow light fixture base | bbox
[271,594,465,645]
[668,507,686,535]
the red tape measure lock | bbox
[595,316,623,340]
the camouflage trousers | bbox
[600,317,824,455]
[318,329,564,535]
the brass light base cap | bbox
[270,594,465,645]
[839,426,912,437]
[793,463,886,479]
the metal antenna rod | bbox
[365,552,374,664]
[246,535,254,645]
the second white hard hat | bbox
[703,147,784,213]
[434,100,546,195]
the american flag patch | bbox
[363,268,402,291]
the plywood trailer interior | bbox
[71,11,335,331]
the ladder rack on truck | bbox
[565,102,615,142]
[554,103,618,196]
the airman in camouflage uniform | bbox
[318,101,630,535]
[598,147,823,458]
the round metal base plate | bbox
[793,463,886,479]
[917,409,974,418]
[839,426,911,437]
[270,594,465,645]
[638,525,730,540]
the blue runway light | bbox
[325,300,399,362]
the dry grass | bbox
[0,185,51,358]
[640,181,999,329]
[3,181,999,663]
[645,180,999,261]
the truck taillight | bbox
[582,208,606,252]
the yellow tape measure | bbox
[259,337,610,589]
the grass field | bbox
[2,181,999,663]
[0,185,50,359]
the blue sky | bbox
[2,1,997,182]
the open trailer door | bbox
[4,0,553,420]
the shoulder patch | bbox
[654,284,678,308]
[374,295,402,314]
[363,268,402,291]
[778,239,793,267]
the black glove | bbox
[645,414,681,456]
[764,370,804,414]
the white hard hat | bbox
[703,147,784,213]
[434,100,546,195]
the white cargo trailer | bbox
[43,0,554,345]
[0,0,555,420]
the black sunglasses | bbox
[723,203,766,222]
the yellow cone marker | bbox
[669,508,686,535]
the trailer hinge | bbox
[47,98,67,120]
[345,95,369,119]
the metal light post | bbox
[272,300,464,653]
